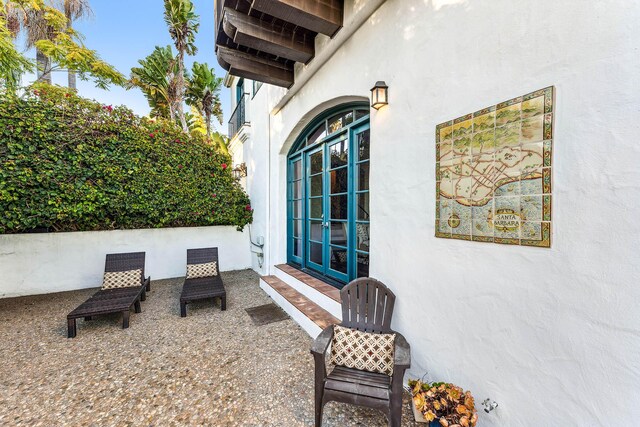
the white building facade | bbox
[216,0,640,425]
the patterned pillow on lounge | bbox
[101,269,142,290]
[329,324,396,376]
[186,261,218,279]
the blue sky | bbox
[20,0,232,131]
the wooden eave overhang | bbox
[215,0,344,88]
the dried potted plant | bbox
[409,379,478,427]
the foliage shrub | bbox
[0,83,252,233]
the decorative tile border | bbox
[435,87,554,248]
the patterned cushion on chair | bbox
[186,261,218,279]
[330,325,396,375]
[101,269,142,290]
[335,251,347,263]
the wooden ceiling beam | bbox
[217,46,294,88]
[222,7,314,63]
[250,0,343,37]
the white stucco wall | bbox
[226,75,277,274]
[243,85,272,274]
[0,226,251,298]
[239,0,640,425]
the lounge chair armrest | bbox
[310,325,335,356]
[393,332,411,368]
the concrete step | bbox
[273,264,342,320]
[260,275,339,338]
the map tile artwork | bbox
[435,87,553,247]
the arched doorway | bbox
[287,103,370,286]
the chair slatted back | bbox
[340,277,395,333]
[105,252,146,284]
[187,247,219,269]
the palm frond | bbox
[57,0,93,21]
[163,0,199,56]
[129,45,177,119]
[186,61,223,135]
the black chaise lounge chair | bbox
[67,252,150,338]
[180,247,226,317]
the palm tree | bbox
[4,2,54,83]
[2,0,124,90]
[163,0,198,133]
[186,62,222,137]
[58,0,93,89]
[26,8,54,83]
[2,2,22,37]
[0,4,33,90]
[129,45,176,119]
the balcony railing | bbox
[228,93,249,139]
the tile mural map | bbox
[435,87,553,247]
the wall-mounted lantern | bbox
[370,81,389,110]
[233,162,247,179]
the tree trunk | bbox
[167,98,177,125]
[175,52,188,133]
[67,20,76,89]
[176,99,188,132]
[205,112,211,137]
[36,49,51,84]
[68,70,77,89]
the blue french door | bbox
[288,155,303,265]
[352,124,370,279]
[302,135,349,282]
[306,145,326,274]
[325,132,350,282]
[287,106,370,285]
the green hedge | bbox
[0,84,252,233]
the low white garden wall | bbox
[0,226,251,298]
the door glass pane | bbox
[310,151,323,174]
[356,223,369,251]
[356,252,369,277]
[310,175,323,196]
[292,199,302,218]
[330,167,348,194]
[330,222,348,246]
[310,197,323,218]
[307,124,327,147]
[293,220,302,238]
[358,129,370,160]
[330,140,348,168]
[358,162,369,191]
[328,111,354,134]
[310,242,323,265]
[309,220,323,241]
[293,160,302,179]
[330,246,348,274]
[331,195,348,219]
[293,238,301,256]
[293,180,302,198]
[357,193,370,220]
[355,109,368,120]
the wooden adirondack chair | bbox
[310,277,411,427]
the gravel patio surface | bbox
[0,269,418,426]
